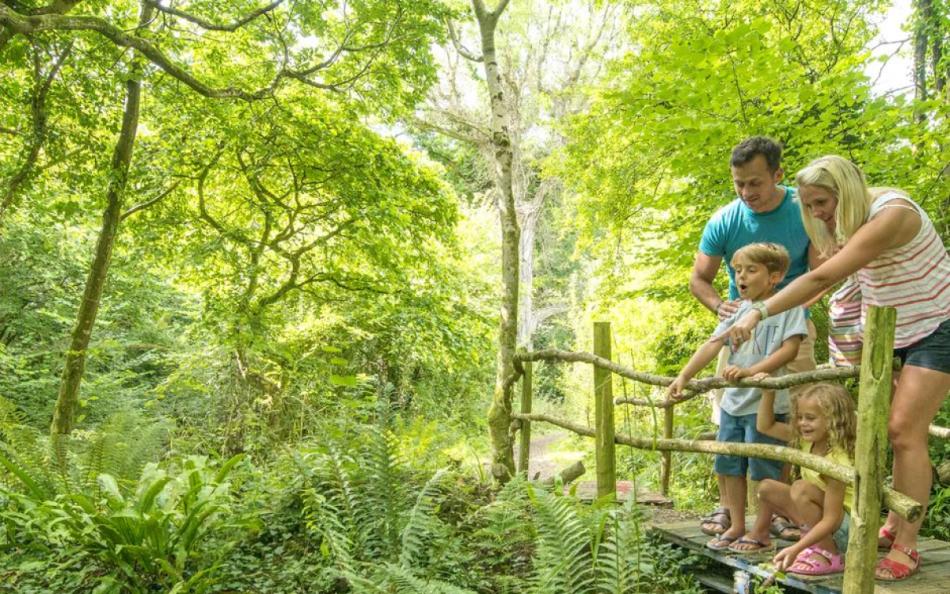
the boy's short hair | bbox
[731,242,790,277]
[730,136,783,172]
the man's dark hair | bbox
[730,136,783,171]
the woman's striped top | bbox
[856,192,950,348]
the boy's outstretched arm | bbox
[667,335,726,399]
[755,390,793,442]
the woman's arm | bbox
[725,207,918,345]
[756,390,793,441]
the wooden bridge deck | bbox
[651,518,950,593]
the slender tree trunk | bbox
[50,6,149,435]
[474,0,519,482]
[517,202,539,349]
[913,0,930,112]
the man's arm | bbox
[690,252,738,320]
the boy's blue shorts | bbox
[714,411,786,481]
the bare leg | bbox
[878,365,950,576]
[719,474,747,540]
[789,480,838,553]
[739,479,792,546]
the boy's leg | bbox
[712,411,749,542]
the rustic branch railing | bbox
[510,306,948,593]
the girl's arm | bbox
[756,390,793,441]
[773,479,847,570]
[667,336,726,399]
[724,206,919,344]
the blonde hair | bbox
[731,242,790,277]
[790,383,856,458]
[795,155,909,258]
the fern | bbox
[527,485,597,594]
[399,468,448,568]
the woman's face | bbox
[800,185,838,232]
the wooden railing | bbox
[508,306,947,593]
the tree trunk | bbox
[474,0,519,482]
[913,0,930,109]
[50,5,149,435]
[517,200,540,349]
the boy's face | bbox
[732,255,782,301]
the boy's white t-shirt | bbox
[713,300,808,416]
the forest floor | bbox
[515,431,695,524]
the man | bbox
[690,136,818,540]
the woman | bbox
[725,155,950,581]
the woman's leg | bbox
[878,365,950,576]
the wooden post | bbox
[661,406,673,496]
[518,361,533,476]
[593,322,616,499]
[842,306,896,594]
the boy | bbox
[668,242,807,551]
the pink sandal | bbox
[876,543,920,581]
[787,546,845,576]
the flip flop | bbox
[787,546,845,576]
[875,543,920,581]
[706,534,738,551]
[728,536,774,554]
[700,507,731,536]
[769,514,801,541]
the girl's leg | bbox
[737,479,792,544]
[790,480,838,553]
[879,365,950,575]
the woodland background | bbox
[0,0,947,592]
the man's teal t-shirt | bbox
[699,186,811,301]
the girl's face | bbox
[800,185,838,233]
[796,396,830,445]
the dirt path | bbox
[513,431,586,480]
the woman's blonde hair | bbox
[790,382,857,458]
[794,155,908,258]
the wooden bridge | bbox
[509,306,950,593]
[652,517,950,594]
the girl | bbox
[735,383,856,576]
[724,155,950,580]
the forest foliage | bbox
[0,0,948,591]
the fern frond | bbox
[364,563,477,594]
[527,485,596,594]
[399,468,448,569]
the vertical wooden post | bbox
[661,405,673,496]
[593,322,616,500]
[518,361,533,476]
[842,306,896,594]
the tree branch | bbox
[512,411,922,522]
[0,5,274,100]
[445,18,481,62]
[119,180,179,221]
[144,0,284,32]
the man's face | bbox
[730,155,783,213]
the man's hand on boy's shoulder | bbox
[717,298,742,321]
